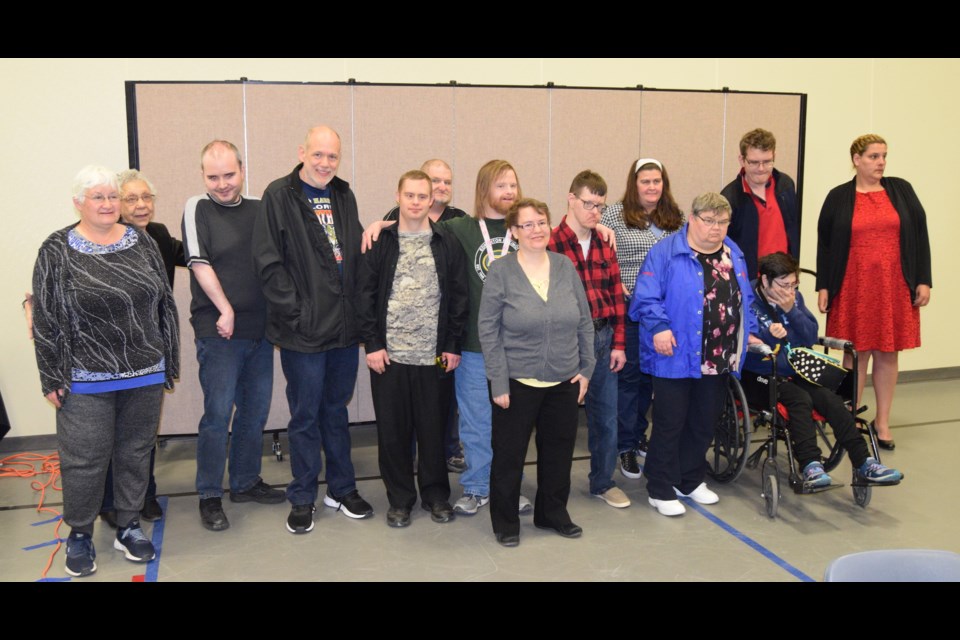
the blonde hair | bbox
[850,134,887,165]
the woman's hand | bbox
[24,292,34,340]
[653,329,676,356]
[595,223,617,252]
[768,322,787,339]
[45,389,63,408]
[361,220,395,253]
[493,394,510,409]
[366,349,391,374]
[817,289,829,314]
[571,374,589,403]
[914,284,931,307]
[766,283,796,313]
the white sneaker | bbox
[594,487,631,509]
[674,482,719,505]
[518,495,533,514]
[648,497,686,516]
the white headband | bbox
[635,158,663,172]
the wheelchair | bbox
[707,336,901,518]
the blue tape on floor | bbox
[143,496,168,583]
[23,538,64,551]
[31,515,62,526]
[683,499,816,582]
[36,577,71,582]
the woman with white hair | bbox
[32,165,179,577]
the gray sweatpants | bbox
[56,384,163,533]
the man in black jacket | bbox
[358,170,469,528]
[722,128,800,277]
[253,125,373,534]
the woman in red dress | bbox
[816,134,932,449]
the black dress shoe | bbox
[386,507,411,528]
[140,497,163,521]
[199,497,230,531]
[495,532,519,547]
[535,522,583,538]
[422,501,455,523]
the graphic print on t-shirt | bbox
[473,236,518,281]
[304,191,343,265]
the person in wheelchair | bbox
[742,252,902,488]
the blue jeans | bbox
[280,346,359,506]
[617,318,653,452]
[455,350,492,497]
[586,325,618,495]
[195,338,274,499]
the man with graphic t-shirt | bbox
[253,125,372,534]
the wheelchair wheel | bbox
[706,376,752,484]
[762,468,779,519]
[853,476,872,508]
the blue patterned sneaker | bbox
[64,531,97,577]
[114,520,156,562]
[802,461,832,488]
[858,457,903,483]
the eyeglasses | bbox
[85,193,120,204]
[122,194,156,205]
[694,213,731,228]
[515,220,550,232]
[773,278,799,291]
[575,196,607,214]
[745,159,775,169]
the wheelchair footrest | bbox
[851,478,902,488]
[794,482,845,495]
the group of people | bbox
[31,126,926,575]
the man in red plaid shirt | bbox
[548,170,630,509]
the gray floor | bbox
[2,379,958,582]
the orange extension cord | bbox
[1,452,63,579]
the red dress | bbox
[826,190,920,352]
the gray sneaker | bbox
[518,494,533,514]
[453,493,489,515]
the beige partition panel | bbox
[548,89,643,215]
[353,85,455,223]
[130,82,804,434]
[452,87,551,206]
[639,91,726,215]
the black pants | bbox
[646,375,728,500]
[741,373,869,468]
[490,379,579,537]
[370,362,450,509]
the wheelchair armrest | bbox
[819,336,853,352]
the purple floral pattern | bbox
[697,246,741,375]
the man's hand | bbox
[493,394,510,409]
[441,352,461,372]
[361,220,396,253]
[366,349,391,374]
[765,283,796,313]
[595,223,616,252]
[609,349,626,372]
[216,310,235,340]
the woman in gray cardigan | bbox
[478,198,595,547]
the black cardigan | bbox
[815,176,932,302]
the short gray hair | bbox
[117,169,156,196]
[72,165,118,203]
[690,192,731,217]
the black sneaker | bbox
[323,489,374,519]
[114,520,156,562]
[140,497,163,521]
[446,455,467,473]
[619,449,642,479]
[199,497,230,531]
[636,442,649,458]
[230,479,285,504]
[64,531,97,577]
[286,503,316,534]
